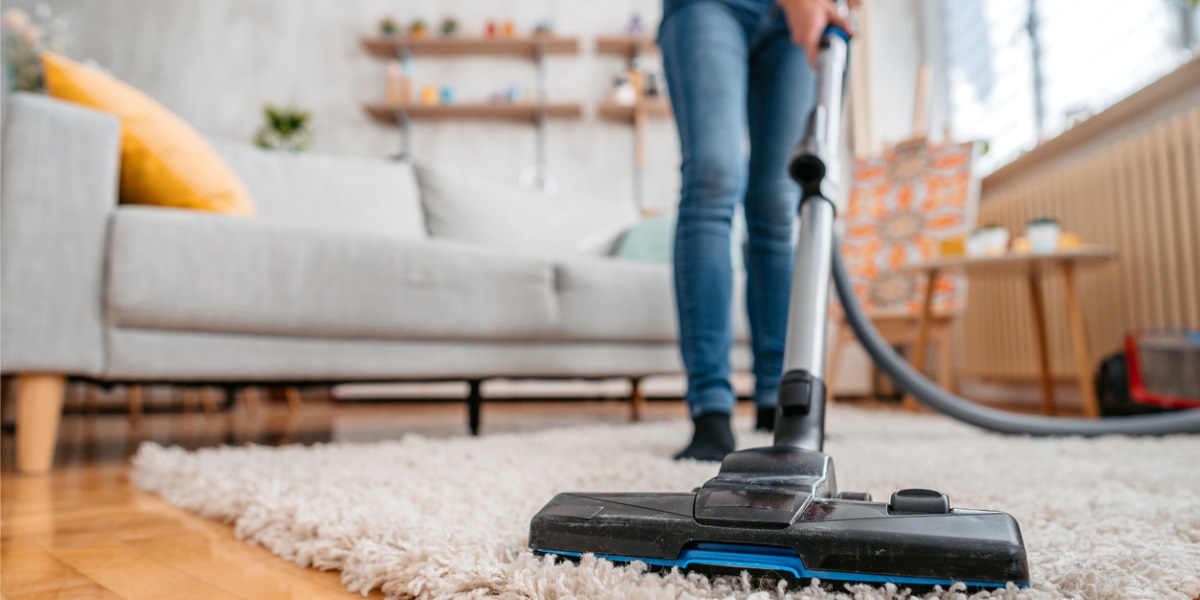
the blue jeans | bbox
[660,0,815,417]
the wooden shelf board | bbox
[364,102,584,125]
[362,35,580,59]
[595,35,659,57]
[597,99,672,123]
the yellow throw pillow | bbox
[41,53,256,216]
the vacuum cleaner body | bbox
[531,447,1029,589]
[531,9,1032,591]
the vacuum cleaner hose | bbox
[831,238,1200,436]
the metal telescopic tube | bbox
[781,199,836,379]
[773,27,850,451]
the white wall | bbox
[9,0,933,211]
[861,0,946,146]
[8,0,680,210]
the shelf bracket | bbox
[393,42,413,161]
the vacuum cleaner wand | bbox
[772,21,851,454]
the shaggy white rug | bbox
[130,406,1200,600]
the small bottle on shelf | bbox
[502,19,516,38]
[420,85,440,106]
[385,60,404,104]
[485,19,497,38]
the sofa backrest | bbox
[210,138,427,240]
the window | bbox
[941,0,1197,172]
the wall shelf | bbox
[361,36,580,60]
[597,99,672,123]
[595,36,667,211]
[595,35,659,59]
[362,33,582,192]
[365,102,583,126]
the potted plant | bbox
[378,16,399,37]
[410,19,429,39]
[967,223,1009,257]
[3,6,68,93]
[254,105,313,152]
[1026,217,1062,254]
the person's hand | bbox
[777,0,857,67]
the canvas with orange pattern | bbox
[41,52,256,216]
[842,141,978,315]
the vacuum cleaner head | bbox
[530,447,1029,591]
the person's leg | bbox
[660,1,752,460]
[743,8,816,432]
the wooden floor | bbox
[0,394,712,599]
[1,392,1072,599]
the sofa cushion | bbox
[613,210,748,269]
[42,53,256,217]
[554,256,751,343]
[210,139,426,239]
[108,207,556,341]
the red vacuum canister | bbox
[1125,330,1200,409]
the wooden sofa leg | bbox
[15,374,66,475]
[629,377,646,422]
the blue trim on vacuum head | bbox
[536,543,1029,590]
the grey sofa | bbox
[1,94,751,473]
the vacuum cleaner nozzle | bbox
[530,447,1030,591]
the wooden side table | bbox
[900,246,1116,418]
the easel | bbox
[828,62,959,410]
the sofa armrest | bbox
[1,94,120,376]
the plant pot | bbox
[1026,222,1062,254]
[967,227,1009,257]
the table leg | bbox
[1026,273,1057,416]
[1061,262,1101,418]
[824,323,847,404]
[905,269,939,411]
[935,323,957,394]
[629,377,645,422]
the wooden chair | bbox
[826,312,957,408]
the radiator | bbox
[962,107,1200,381]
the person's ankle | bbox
[674,411,735,462]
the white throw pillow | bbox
[212,138,427,239]
[415,163,636,255]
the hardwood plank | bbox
[122,534,367,600]
[49,542,244,600]
[1,540,123,599]
[5,588,120,600]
